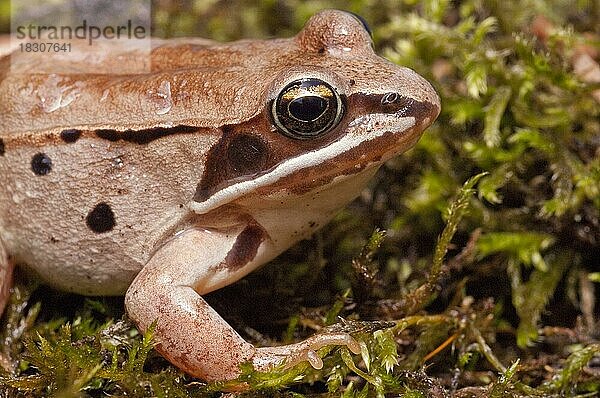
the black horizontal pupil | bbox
[272,78,344,139]
[289,95,328,122]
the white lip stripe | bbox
[190,115,416,214]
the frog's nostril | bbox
[380,92,399,105]
[380,93,414,116]
[380,91,439,124]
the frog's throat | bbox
[189,115,416,215]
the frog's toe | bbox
[302,332,362,357]
[0,235,14,316]
[254,332,361,372]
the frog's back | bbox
[0,37,291,134]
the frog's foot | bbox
[125,224,361,383]
[0,235,13,316]
[253,333,361,372]
[126,225,270,382]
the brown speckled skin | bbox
[0,10,439,382]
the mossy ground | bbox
[1,0,599,396]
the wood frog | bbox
[0,10,440,382]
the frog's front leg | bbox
[125,223,359,382]
[0,235,13,315]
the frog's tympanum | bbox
[0,11,439,381]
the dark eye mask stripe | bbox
[192,93,437,213]
[193,93,435,205]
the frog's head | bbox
[191,10,439,215]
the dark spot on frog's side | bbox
[0,138,5,155]
[60,129,82,143]
[31,153,52,175]
[60,129,81,143]
[86,202,116,233]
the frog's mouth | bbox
[190,111,423,215]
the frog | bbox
[0,10,440,382]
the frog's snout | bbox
[343,67,440,164]
[379,90,440,129]
[397,68,441,128]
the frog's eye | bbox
[271,78,344,139]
